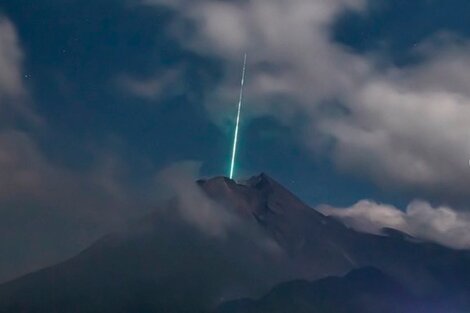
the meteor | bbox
[229,53,247,180]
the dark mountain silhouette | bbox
[216,267,465,313]
[0,174,469,312]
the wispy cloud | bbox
[0,16,41,125]
[0,17,23,98]
[117,67,182,100]
[319,200,470,249]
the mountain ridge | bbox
[0,173,469,313]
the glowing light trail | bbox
[229,53,247,180]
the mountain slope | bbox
[199,174,470,294]
[0,173,469,312]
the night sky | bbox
[1,0,470,282]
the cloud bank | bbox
[319,200,470,249]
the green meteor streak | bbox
[230,53,247,180]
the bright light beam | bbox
[229,53,247,180]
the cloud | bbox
[0,130,152,222]
[0,16,158,283]
[0,17,67,281]
[0,130,60,199]
[0,16,40,124]
[143,0,370,123]
[123,161,294,306]
[0,149,291,305]
[154,162,284,253]
[319,200,470,249]
[320,38,470,197]
[142,0,470,201]
[0,130,162,282]
[117,67,182,100]
[155,161,237,237]
[0,17,23,98]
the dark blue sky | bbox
[2,0,470,206]
[8,0,465,206]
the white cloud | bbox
[0,17,23,99]
[322,79,470,193]
[0,16,40,124]
[154,161,285,262]
[156,161,238,238]
[118,67,182,100]
[145,0,370,120]
[319,200,470,249]
[318,37,470,196]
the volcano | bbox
[0,174,469,313]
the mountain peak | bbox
[196,173,312,218]
[196,175,262,217]
[196,173,340,261]
[196,172,276,189]
[245,172,278,190]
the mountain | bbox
[216,267,463,313]
[197,174,358,277]
[0,173,469,313]
[200,174,470,295]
